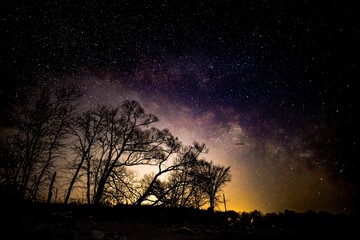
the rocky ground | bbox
[3,212,355,240]
[1,203,358,240]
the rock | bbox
[174,226,198,236]
[91,230,105,240]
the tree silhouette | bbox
[103,166,138,205]
[65,101,165,204]
[160,152,207,208]
[135,141,206,206]
[192,160,231,212]
[0,85,80,201]
[0,90,232,209]
[64,106,108,204]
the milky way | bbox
[1,1,359,213]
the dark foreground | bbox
[1,203,358,240]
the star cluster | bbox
[1,1,359,213]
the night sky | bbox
[1,1,359,214]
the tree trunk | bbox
[47,171,57,204]
[93,176,106,205]
[64,156,86,204]
[136,172,162,206]
[209,194,215,213]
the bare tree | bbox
[102,166,138,205]
[164,166,208,209]
[64,106,107,204]
[1,90,233,210]
[134,129,181,206]
[92,101,160,204]
[193,160,231,212]
[0,85,80,201]
[66,101,162,205]
[135,142,207,207]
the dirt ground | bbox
[1,203,357,240]
[11,216,355,240]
